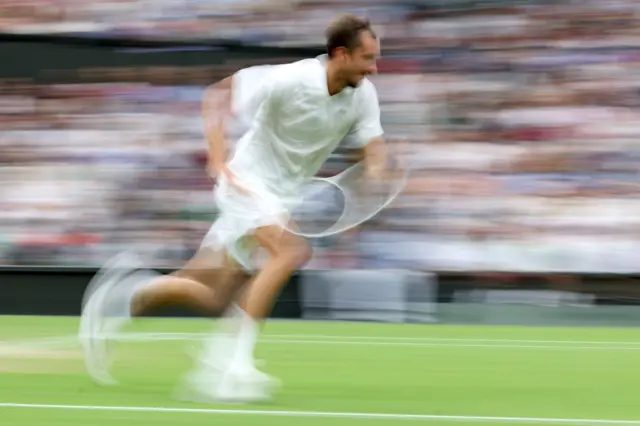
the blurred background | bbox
[5,5,640,418]
[2,0,640,282]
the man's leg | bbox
[130,248,249,317]
[79,247,248,385]
[193,221,310,403]
[222,221,312,377]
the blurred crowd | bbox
[2,0,640,273]
[1,0,639,47]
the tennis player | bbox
[80,14,390,403]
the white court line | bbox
[6,332,640,349]
[0,402,639,425]
[108,333,640,351]
[129,333,640,346]
[0,336,78,349]
[5,333,640,352]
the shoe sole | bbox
[175,366,280,405]
[213,368,280,404]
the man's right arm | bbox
[202,75,234,178]
[202,65,288,178]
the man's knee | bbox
[280,237,313,269]
[254,224,313,269]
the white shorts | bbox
[200,174,295,271]
[201,63,298,271]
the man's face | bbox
[340,31,380,88]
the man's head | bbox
[325,15,380,88]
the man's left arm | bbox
[362,136,389,180]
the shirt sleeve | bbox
[344,80,385,148]
[232,65,290,125]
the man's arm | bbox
[202,65,288,178]
[362,136,389,179]
[349,80,388,179]
[202,75,233,178]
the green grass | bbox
[1,316,640,425]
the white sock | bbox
[199,303,243,365]
[229,309,259,371]
[221,303,244,328]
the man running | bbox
[80,14,389,403]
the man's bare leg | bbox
[185,222,311,403]
[130,248,249,317]
[79,247,249,385]
[224,222,312,374]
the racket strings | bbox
[279,157,410,238]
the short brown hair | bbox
[325,14,376,58]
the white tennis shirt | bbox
[227,54,384,200]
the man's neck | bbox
[325,61,347,96]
